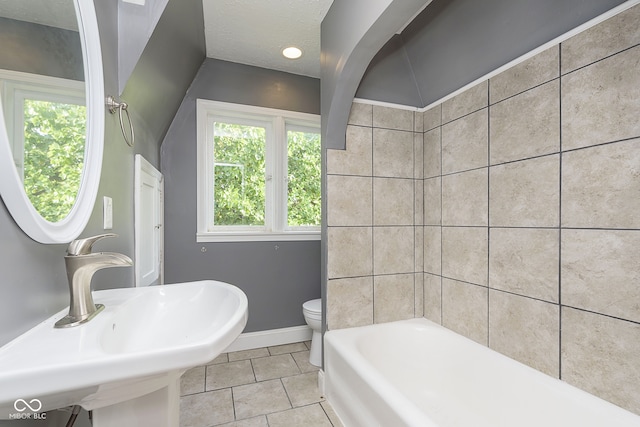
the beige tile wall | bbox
[326,104,422,330]
[420,4,640,414]
[325,3,640,415]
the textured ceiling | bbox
[2,0,332,79]
[202,0,333,78]
[0,0,77,31]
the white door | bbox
[134,154,164,287]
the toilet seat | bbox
[303,298,321,315]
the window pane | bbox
[23,99,86,223]
[213,122,266,226]
[287,129,320,227]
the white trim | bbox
[265,118,276,232]
[0,69,84,89]
[196,99,321,241]
[196,104,209,235]
[355,0,640,113]
[352,97,420,112]
[273,117,286,233]
[134,155,164,287]
[224,325,313,352]
[196,231,320,243]
[317,370,325,396]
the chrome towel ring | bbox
[106,95,135,147]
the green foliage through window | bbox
[212,122,321,229]
[213,122,266,226]
[23,100,86,223]
[287,129,321,227]
[199,101,321,238]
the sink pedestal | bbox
[91,371,180,427]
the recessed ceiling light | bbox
[282,47,302,59]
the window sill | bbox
[196,231,321,243]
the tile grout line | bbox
[489,76,560,107]
[250,357,257,383]
[230,386,238,424]
[439,103,444,324]
[413,110,417,319]
[558,42,563,381]
[203,361,208,395]
[560,41,640,78]
[278,377,294,410]
[486,80,491,348]
[370,106,375,325]
[561,305,640,326]
[319,401,338,427]
[420,125,425,318]
[369,105,376,324]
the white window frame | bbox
[196,99,321,242]
[0,69,85,180]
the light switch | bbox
[103,196,113,229]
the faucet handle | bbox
[67,233,118,256]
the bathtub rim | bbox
[324,318,640,427]
[325,320,435,426]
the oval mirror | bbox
[0,0,104,244]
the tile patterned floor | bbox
[179,341,344,427]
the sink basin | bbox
[0,280,248,418]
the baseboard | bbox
[225,325,313,352]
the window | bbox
[197,99,320,242]
[0,70,86,222]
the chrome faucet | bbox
[54,233,133,328]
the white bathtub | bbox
[324,318,640,427]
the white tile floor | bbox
[179,342,343,427]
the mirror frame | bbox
[0,0,104,244]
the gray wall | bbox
[354,34,422,107]
[0,0,203,425]
[161,58,321,333]
[321,0,427,149]
[0,19,81,349]
[356,0,628,107]
[0,0,122,353]
[0,17,83,80]
[119,0,205,162]
[0,0,203,360]
[118,0,170,94]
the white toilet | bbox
[302,298,322,367]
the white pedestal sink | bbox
[0,280,248,426]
